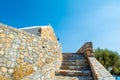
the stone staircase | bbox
[55,53,94,80]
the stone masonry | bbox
[88,57,115,80]
[77,42,115,80]
[0,23,115,80]
[39,27,57,42]
[0,23,62,80]
[53,42,115,80]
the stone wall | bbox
[88,57,115,80]
[0,23,62,80]
[77,42,115,80]
[77,42,94,58]
[39,27,57,42]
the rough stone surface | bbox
[40,27,58,42]
[0,23,62,80]
[1,67,7,73]
[88,57,115,80]
[76,42,115,80]
[77,42,94,58]
[0,23,115,80]
[52,76,79,80]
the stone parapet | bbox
[0,23,62,80]
[76,42,115,80]
[88,57,115,80]
[76,42,94,58]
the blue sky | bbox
[0,0,120,53]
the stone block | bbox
[1,67,7,73]
[50,71,55,78]
[5,43,11,48]
[12,43,19,49]
[0,33,6,37]
[0,51,4,56]
[8,34,14,39]
[36,61,43,67]
[8,69,14,74]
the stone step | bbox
[62,53,82,54]
[63,56,85,60]
[63,57,87,61]
[62,61,89,66]
[63,54,84,57]
[62,59,88,64]
[52,76,94,80]
[62,53,77,54]
[63,54,86,61]
[77,76,94,80]
[63,53,84,57]
[60,53,93,79]
[62,59,88,66]
[55,69,92,76]
[60,65,90,70]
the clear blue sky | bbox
[0,0,120,53]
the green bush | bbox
[94,48,120,76]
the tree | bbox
[94,48,120,79]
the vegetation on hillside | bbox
[94,48,120,79]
